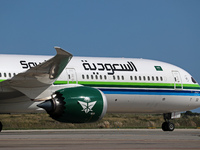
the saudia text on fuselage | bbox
[82,61,138,75]
[19,60,138,75]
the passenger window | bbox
[117,76,120,80]
[160,76,163,81]
[4,73,6,78]
[87,75,89,79]
[100,75,102,80]
[9,73,11,78]
[135,76,137,80]
[130,76,133,80]
[91,75,93,80]
[152,76,154,81]
[139,76,141,81]
[143,76,146,81]
[82,75,85,79]
[147,76,150,81]
[113,76,115,80]
[104,75,107,80]
[122,76,124,80]
[0,73,1,77]
[95,75,98,80]
[156,76,159,81]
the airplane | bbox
[0,47,199,132]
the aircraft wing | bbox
[1,47,73,100]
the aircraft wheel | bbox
[0,122,2,132]
[162,122,168,131]
[168,122,175,131]
[162,122,175,131]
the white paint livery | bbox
[0,47,199,131]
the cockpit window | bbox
[191,77,197,83]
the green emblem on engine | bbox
[78,97,97,114]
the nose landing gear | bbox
[162,113,175,131]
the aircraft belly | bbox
[106,94,200,113]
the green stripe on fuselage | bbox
[53,80,200,90]
[0,79,199,90]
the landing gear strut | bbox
[162,113,175,131]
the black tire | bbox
[162,122,175,131]
[0,122,2,132]
[162,122,168,131]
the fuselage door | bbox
[66,68,77,84]
[172,70,183,90]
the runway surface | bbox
[0,129,200,150]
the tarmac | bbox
[0,129,200,150]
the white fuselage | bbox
[0,54,200,114]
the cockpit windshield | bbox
[191,77,198,84]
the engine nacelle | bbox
[38,86,107,123]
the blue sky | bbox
[1,0,200,112]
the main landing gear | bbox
[162,113,175,131]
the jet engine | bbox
[38,86,107,123]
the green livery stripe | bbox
[0,78,199,90]
[54,81,68,84]
[183,84,200,89]
[78,81,200,90]
[78,81,174,88]
[54,81,200,90]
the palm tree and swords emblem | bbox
[78,97,97,114]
